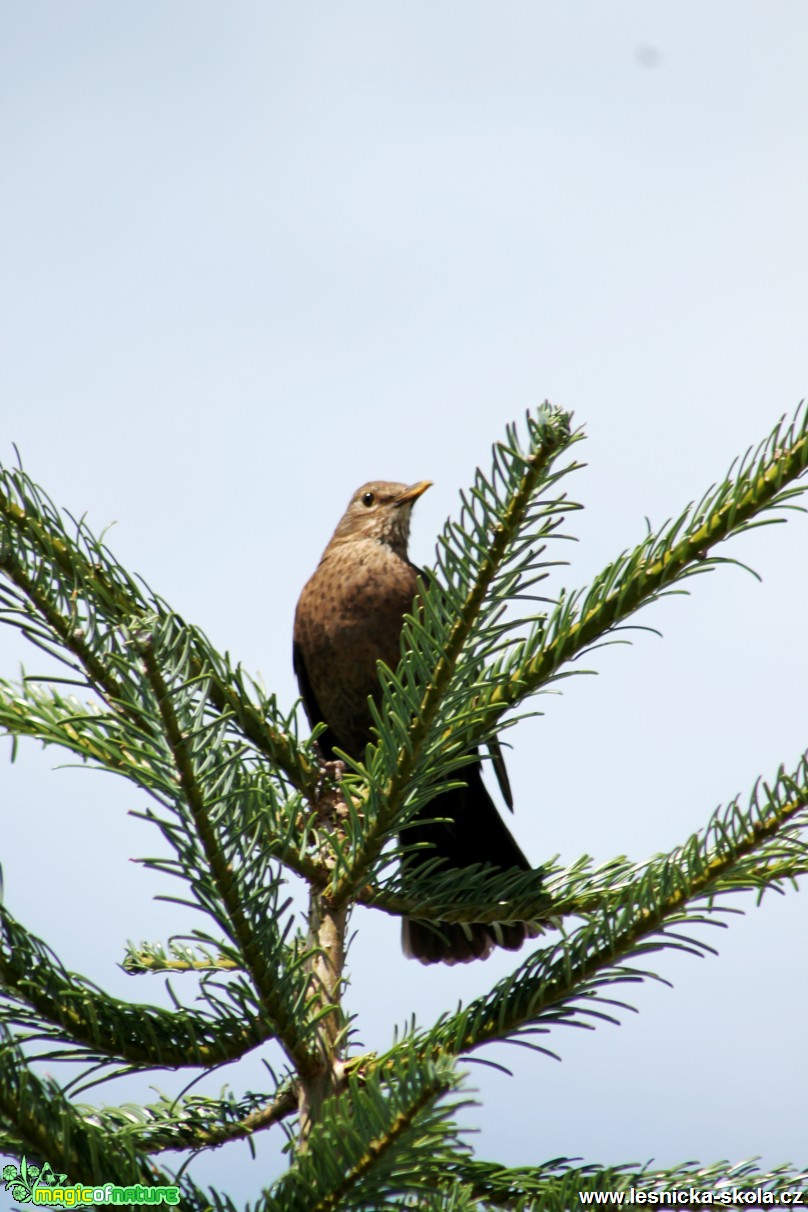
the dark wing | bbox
[292,639,343,761]
[487,735,514,811]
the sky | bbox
[1,1,808,1200]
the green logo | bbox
[1,1156,181,1206]
[2,1158,67,1205]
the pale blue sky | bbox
[1,2,807,1197]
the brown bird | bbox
[293,480,533,964]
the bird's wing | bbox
[415,565,515,812]
[292,640,343,760]
[487,735,514,812]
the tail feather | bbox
[402,917,530,966]
[400,759,535,966]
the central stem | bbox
[298,766,350,1142]
[298,888,347,1140]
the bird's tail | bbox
[400,761,538,966]
[402,916,532,965]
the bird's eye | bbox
[361,491,375,507]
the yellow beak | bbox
[395,480,432,506]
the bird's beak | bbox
[395,480,432,507]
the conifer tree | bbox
[1,403,807,1209]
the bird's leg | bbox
[315,757,347,807]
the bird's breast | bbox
[294,541,421,756]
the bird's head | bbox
[328,480,432,556]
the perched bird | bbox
[293,480,533,964]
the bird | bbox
[293,480,533,964]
